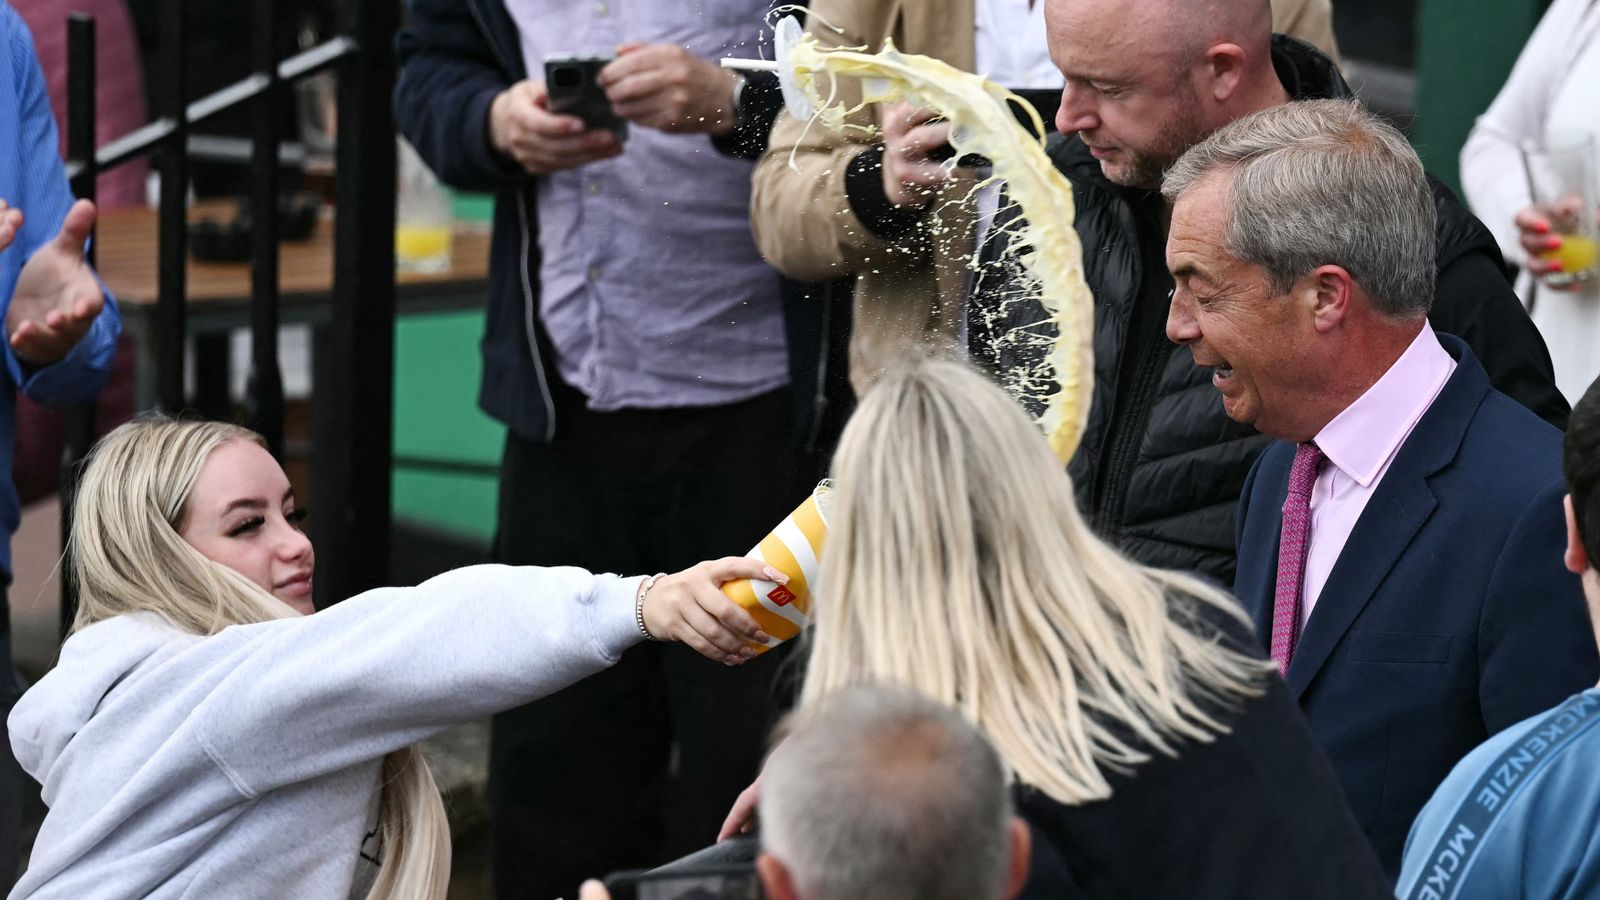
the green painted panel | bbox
[392,309,504,539]
[392,469,499,540]
[1415,0,1542,193]
[393,310,503,463]
[451,192,496,224]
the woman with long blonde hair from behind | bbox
[729,358,1390,900]
[11,418,783,900]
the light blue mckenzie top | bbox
[1397,688,1600,900]
[7,565,644,898]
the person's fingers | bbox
[519,101,590,138]
[11,320,66,361]
[1514,207,1551,233]
[514,131,621,173]
[698,586,769,644]
[606,69,670,107]
[578,879,612,900]
[890,122,952,165]
[532,140,622,172]
[1522,232,1559,257]
[598,45,664,87]
[73,292,103,322]
[53,199,95,255]
[717,778,763,842]
[681,600,752,660]
[0,208,21,252]
[881,102,938,134]
[901,159,954,187]
[527,129,617,156]
[705,556,787,586]
[674,621,724,661]
[54,298,97,345]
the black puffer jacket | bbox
[970,36,1568,586]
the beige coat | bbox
[750,0,979,395]
[1273,0,1342,65]
[749,0,1341,394]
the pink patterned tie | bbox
[1271,442,1325,677]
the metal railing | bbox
[59,0,399,629]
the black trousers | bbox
[487,378,811,900]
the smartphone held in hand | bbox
[544,54,629,140]
[605,864,764,900]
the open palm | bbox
[5,199,103,366]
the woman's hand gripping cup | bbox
[641,557,782,665]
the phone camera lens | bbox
[552,66,583,89]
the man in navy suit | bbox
[1161,99,1598,879]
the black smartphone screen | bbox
[543,55,628,138]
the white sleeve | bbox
[192,564,642,797]
[1459,0,1591,265]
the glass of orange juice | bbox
[396,138,455,274]
[1521,131,1598,288]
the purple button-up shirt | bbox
[507,0,787,412]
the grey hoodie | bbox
[8,564,642,899]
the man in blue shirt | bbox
[1397,374,1600,899]
[0,1,122,886]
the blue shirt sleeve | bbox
[0,4,120,406]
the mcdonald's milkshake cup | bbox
[722,481,831,653]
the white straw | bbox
[720,58,782,72]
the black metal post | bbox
[155,0,187,413]
[311,0,397,607]
[246,0,285,457]
[65,16,97,217]
[59,15,98,638]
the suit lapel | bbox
[1248,467,1288,646]
[1284,335,1490,698]
[1285,478,1437,696]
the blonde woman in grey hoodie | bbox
[8,418,781,900]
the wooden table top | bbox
[94,203,491,307]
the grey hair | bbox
[1161,98,1436,318]
[761,686,1013,900]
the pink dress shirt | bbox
[1300,323,1457,626]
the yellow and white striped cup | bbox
[722,481,831,653]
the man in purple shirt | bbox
[395,2,813,897]
[1167,99,1597,878]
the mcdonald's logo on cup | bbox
[721,481,831,653]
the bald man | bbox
[968,0,1565,586]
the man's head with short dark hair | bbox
[1562,377,1600,638]
[756,686,1031,900]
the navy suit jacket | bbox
[1234,334,1597,880]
